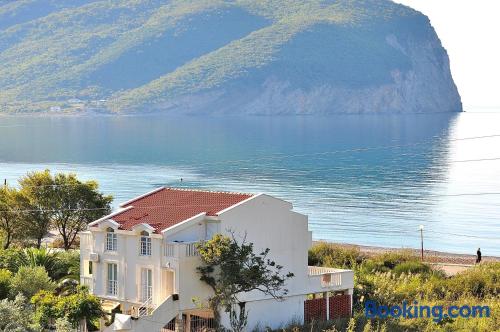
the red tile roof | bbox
[105,188,253,233]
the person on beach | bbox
[476,248,482,264]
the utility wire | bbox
[2,191,500,213]
[4,154,500,190]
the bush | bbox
[309,243,364,269]
[0,294,35,331]
[0,248,20,271]
[10,266,56,299]
[0,268,12,299]
[55,250,80,280]
[392,261,431,276]
[372,250,419,270]
[32,287,103,329]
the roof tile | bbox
[109,188,253,233]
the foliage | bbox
[0,268,11,299]
[0,248,19,271]
[0,0,418,113]
[50,172,112,250]
[55,317,74,332]
[18,170,58,248]
[0,247,79,283]
[196,233,294,329]
[0,185,27,249]
[304,243,500,332]
[309,242,365,269]
[18,170,112,250]
[13,247,60,277]
[10,265,56,299]
[55,250,81,281]
[32,287,103,329]
[0,294,36,332]
[392,261,431,276]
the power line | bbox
[2,191,500,213]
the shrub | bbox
[14,247,61,278]
[0,248,20,271]
[32,287,103,329]
[309,243,364,269]
[372,250,419,270]
[0,268,12,299]
[392,261,431,276]
[55,250,80,280]
[0,294,35,331]
[10,266,56,299]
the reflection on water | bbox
[0,113,499,255]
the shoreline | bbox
[315,241,500,265]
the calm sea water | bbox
[0,112,499,255]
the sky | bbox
[393,0,500,110]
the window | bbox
[88,261,93,275]
[106,227,117,251]
[107,263,118,296]
[140,231,151,256]
[140,268,152,302]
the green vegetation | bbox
[296,243,500,331]
[196,233,294,330]
[0,0,420,113]
[0,169,108,330]
[0,246,102,331]
[0,170,112,249]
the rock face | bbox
[0,0,461,114]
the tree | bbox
[196,233,294,330]
[0,186,25,249]
[51,172,112,250]
[19,170,112,249]
[18,170,56,248]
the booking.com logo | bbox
[365,300,491,322]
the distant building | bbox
[68,98,83,104]
[80,187,354,331]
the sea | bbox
[1,111,499,255]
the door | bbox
[107,263,118,296]
[140,268,153,302]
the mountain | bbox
[0,0,462,114]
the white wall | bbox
[218,194,313,301]
[83,227,166,307]
[220,295,306,331]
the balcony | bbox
[81,276,94,292]
[164,242,199,258]
[162,242,200,269]
[307,266,354,291]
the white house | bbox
[79,187,354,332]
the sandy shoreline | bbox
[316,241,500,265]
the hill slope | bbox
[0,0,462,114]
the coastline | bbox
[315,241,500,265]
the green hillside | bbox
[0,0,461,114]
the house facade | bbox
[80,187,354,331]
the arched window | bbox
[106,227,117,251]
[140,230,151,256]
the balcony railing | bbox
[163,242,200,258]
[308,266,353,288]
[107,280,118,296]
[81,276,94,292]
